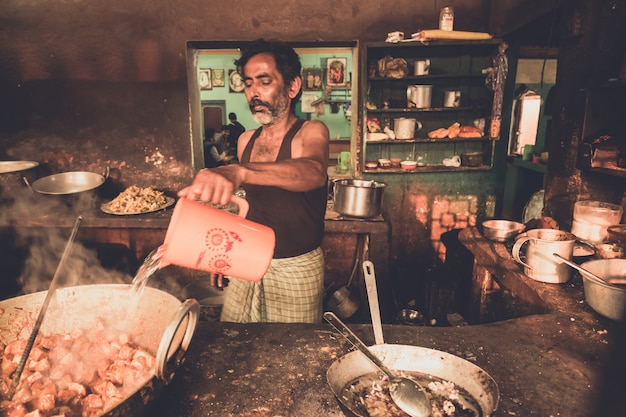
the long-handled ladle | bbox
[324,311,432,417]
[552,253,626,286]
[10,215,83,394]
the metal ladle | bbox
[324,311,432,417]
[10,215,83,393]
[553,253,626,286]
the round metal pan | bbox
[327,343,500,416]
[31,170,107,195]
[0,160,39,174]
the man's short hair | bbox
[235,39,302,109]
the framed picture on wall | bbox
[228,69,245,93]
[302,68,323,91]
[212,69,225,87]
[199,68,212,90]
[326,58,347,88]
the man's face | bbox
[243,53,292,126]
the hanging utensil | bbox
[324,311,432,417]
[10,215,83,393]
[363,260,384,345]
[326,234,366,319]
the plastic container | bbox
[161,197,275,281]
[571,200,623,244]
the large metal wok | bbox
[0,284,200,417]
[327,261,499,416]
[327,343,500,416]
[30,168,109,195]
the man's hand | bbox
[209,272,227,289]
[178,165,243,206]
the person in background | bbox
[203,127,227,168]
[226,112,245,158]
[179,38,329,324]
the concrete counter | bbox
[143,314,613,417]
[138,226,625,417]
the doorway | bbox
[202,101,226,139]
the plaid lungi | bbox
[220,247,324,323]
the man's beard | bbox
[249,91,290,126]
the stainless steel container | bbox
[332,179,386,218]
[580,259,626,321]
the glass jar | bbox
[439,7,454,31]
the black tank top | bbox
[240,119,327,258]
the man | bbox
[203,127,226,168]
[178,39,329,324]
[226,112,245,154]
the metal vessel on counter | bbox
[578,259,626,321]
[332,179,386,218]
[0,284,200,416]
[29,167,110,195]
[0,160,40,194]
[326,258,499,417]
[460,151,485,167]
[481,219,525,242]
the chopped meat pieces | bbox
[0,329,155,417]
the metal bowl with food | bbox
[0,284,199,417]
[482,219,526,242]
[327,343,500,417]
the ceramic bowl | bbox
[400,160,418,171]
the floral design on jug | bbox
[209,254,232,273]
[205,228,230,251]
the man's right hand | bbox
[178,165,243,206]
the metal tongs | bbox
[10,215,83,394]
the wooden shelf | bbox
[363,165,492,174]
[368,74,486,82]
[366,136,490,144]
[580,166,626,178]
[367,106,477,113]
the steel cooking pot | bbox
[30,167,109,195]
[0,284,199,416]
[579,259,626,321]
[332,179,386,218]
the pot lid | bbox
[0,161,39,174]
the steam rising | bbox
[2,187,133,296]
[2,180,192,302]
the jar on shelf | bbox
[439,7,454,31]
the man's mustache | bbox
[249,98,270,111]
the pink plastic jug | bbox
[160,196,275,281]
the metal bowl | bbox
[580,259,626,321]
[482,219,526,242]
